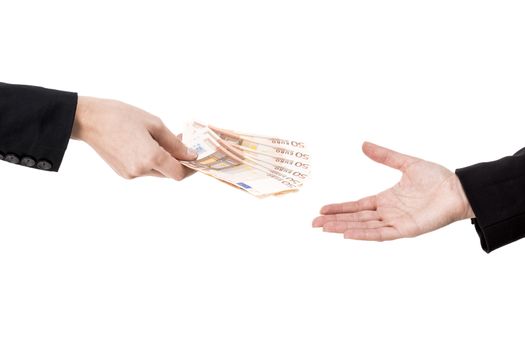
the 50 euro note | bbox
[208,125,307,151]
[208,125,311,172]
[184,121,310,179]
[181,125,300,197]
[189,122,310,161]
[189,122,311,175]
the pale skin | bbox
[70,100,473,239]
[313,142,476,241]
[71,96,197,180]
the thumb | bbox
[362,141,419,171]
[151,124,198,161]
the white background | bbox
[1,1,525,349]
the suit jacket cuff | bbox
[456,148,525,253]
[0,83,78,172]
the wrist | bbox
[71,96,94,141]
[453,174,475,220]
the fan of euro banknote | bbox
[181,121,310,197]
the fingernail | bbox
[312,217,322,227]
[187,148,198,158]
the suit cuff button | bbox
[5,154,20,164]
[36,160,53,170]
[21,156,36,167]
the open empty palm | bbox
[312,142,474,241]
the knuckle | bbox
[173,171,184,181]
[116,167,135,180]
[121,172,135,180]
[128,163,146,178]
[150,116,164,131]
[151,151,166,167]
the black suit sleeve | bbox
[456,147,525,253]
[0,82,77,171]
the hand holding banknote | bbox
[312,142,474,241]
[72,97,197,180]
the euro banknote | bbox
[181,122,310,197]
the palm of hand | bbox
[374,160,466,239]
[313,143,472,241]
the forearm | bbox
[0,82,77,171]
[456,148,525,252]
